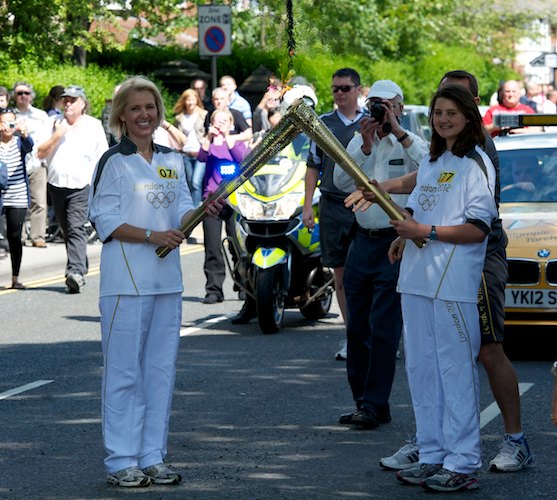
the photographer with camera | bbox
[0,107,33,289]
[333,80,428,429]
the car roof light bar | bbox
[494,114,557,128]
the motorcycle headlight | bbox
[237,192,303,220]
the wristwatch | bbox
[552,361,557,378]
[145,229,152,243]
[429,225,437,241]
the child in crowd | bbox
[197,109,247,304]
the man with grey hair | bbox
[37,85,108,293]
[12,81,50,247]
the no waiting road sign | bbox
[198,5,231,57]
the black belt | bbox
[357,225,397,239]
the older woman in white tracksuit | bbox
[89,76,220,488]
[387,85,498,493]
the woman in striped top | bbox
[0,108,33,289]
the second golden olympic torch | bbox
[287,100,426,249]
[156,111,302,258]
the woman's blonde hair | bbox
[173,88,205,116]
[109,76,165,139]
[210,108,234,125]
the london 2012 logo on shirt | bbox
[147,191,176,208]
[418,193,440,211]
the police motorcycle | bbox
[222,132,334,334]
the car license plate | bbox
[505,288,557,308]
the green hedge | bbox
[0,61,128,118]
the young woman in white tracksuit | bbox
[89,76,221,488]
[387,85,498,492]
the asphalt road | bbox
[1,244,556,499]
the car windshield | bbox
[400,108,432,141]
[499,148,557,203]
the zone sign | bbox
[198,5,232,57]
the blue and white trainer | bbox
[489,434,533,472]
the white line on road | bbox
[181,315,536,427]
[480,382,534,428]
[180,315,232,336]
[0,380,54,401]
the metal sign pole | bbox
[198,4,231,90]
[211,56,218,91]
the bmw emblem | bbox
[538,248,551,258]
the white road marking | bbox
[0,380,54,401]
[180,315,232,336]
[480,382,534,428]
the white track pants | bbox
[100,293,182,473]
[401,294,482,474]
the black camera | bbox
[367,99,385,123]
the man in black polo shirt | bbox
[302,68,366,354]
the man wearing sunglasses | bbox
[302,68,365,356]
[12,82,50,248]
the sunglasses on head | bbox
[332,85,356,93]
[16,91,31,96]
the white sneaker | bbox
[142,462,182,484]
[335,339,347,360]
[380,437,419,470]
[107,466,151,488]
[66,273,85,293]
[489,434,533,472]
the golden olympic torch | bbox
[287,100,426,248]
[156,113,302,258]
[156,95,425,258]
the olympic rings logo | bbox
[146,191,176,209]
[418,193,440,211]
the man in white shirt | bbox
[542,90,557,114]
[12,82,50,247]
[333,80,428,429]
[37,85,108,293]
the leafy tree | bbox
[0,0,546,70]
[237,0,544,68]
[0,0,547,113]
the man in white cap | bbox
[37,85,108,293]
[333,80,428,429]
